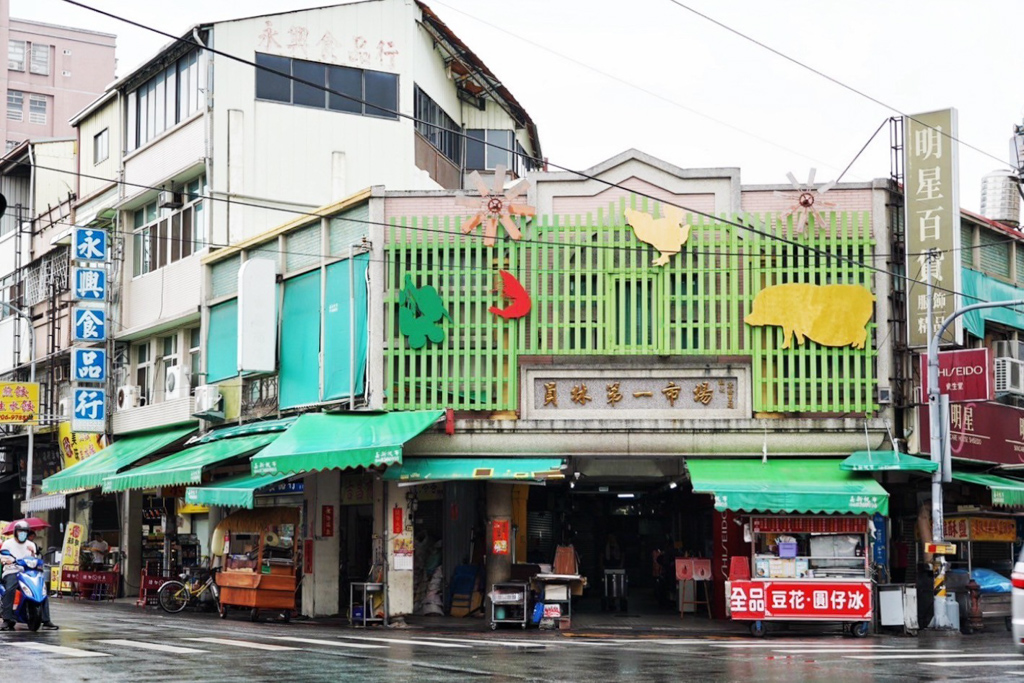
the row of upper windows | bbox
[126,49,201,152]
[132,176,207,278]
[255,52,398,119]
[6,90,47,124]
[8,41,50,76]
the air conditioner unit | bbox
[116,385,142,410]
[158,190,183,209]
[994,357,1024,396]
[57,398,70,418]
[993,340,1017,360]
[192,385,223,420]
[164,366,190,401]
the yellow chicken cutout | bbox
[624,206,692,266]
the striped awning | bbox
[21,493,67,513]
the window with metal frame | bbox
[254,52,398,120]
[7,90,22,122]
[134,342,153,405]
[29,43,49,75]
[93,128,109,164]
[127,49,202,152]
[132,175,206,277]
[28,95,46,125]
[8,40,24,71]
[413,85,461,166]
[465,129,536,177]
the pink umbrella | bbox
[2,518,51,535]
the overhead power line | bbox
[51,1,1022,310]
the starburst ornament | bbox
[774,169,837,236]
[456,165,535,247]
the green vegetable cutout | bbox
[399,274,452,349]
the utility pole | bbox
[925,251,1024,628]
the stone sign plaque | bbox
[521,366,750,420]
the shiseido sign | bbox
[920,348,992,402]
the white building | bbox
[63,0,541,610]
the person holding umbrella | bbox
[1,520,57,630]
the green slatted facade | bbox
[384,197,876,414]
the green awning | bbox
[383,458,565,482]
[184,472,292,509]
[102,433,279,492]
[192,417,297,444]
[42,426,194,493]
[952,472,1024,508]
[250,410,444,476]
[841,450,938,473]
[687,458,889,515]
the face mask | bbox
[15,532,27,543]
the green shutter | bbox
[323,254,369,400]
[979,229,1011,278]
[961,223,974,268]
[279,271,321,408]
[207,299,238,383]
[210,256,241,298]
[330,205,370,256]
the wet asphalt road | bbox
[0,601,1020,682]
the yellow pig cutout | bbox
[745,283,874,349]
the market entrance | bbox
[529,457,712,617]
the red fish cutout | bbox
[489,270,532,319]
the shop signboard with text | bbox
[920,348,992,402]
[918,400,1024,465]
[728,580,872,621]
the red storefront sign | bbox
[920,349,992,402]
[491,519,510,555]
[751,517,868,535]
[392,505,404,534]
[918,400,1024,466]
[728,580,872,621]
[321,505,334,538]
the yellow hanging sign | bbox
[0,382,39,425]
[58,421,106,471]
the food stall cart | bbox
[686,458,889,638]
[729,515,874,637]
[212,506,299,622]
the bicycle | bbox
[157,567,221,614]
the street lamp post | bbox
[925,286,1024,628]
[0,300,35,503]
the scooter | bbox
[0,550,49,631]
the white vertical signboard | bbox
[904,109,961,347]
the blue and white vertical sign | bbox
[71,387,106,433]
[69,226,111,433]
[72,227,108,262]
[71,348,107,382]
[72,307,106,343]
[71,267,106,301]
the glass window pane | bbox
[146,202,157,223]
[156,219,168,268]
[363,70,397,118]
[190,327,201,349]
[292,59,326,108]
[165,65,177,125]
[171,213,181,262]
[327,65,361,113]
[181,207,192,258]
[127,90,137,152]
[255,53,291,102]
[133,231,143,276]
[486,130,512,170]
[466,130,485,170]
[189,54,200,116]
[178,57,190,121]
[193,201,204,249]
[153,73,165,135]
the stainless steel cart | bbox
[490,581,529,630]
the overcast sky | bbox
[16,0,1024,213]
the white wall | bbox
[210,0,455,245]
[33,139,77,212]
[121,252,204,334]
[77,96,121,201]
[301,470,341,617]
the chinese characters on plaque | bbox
[539,377,737,411]
[904,109,961,347]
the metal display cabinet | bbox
[350,582,387,627]
[490,581,529,630]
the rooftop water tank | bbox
[980,169,1020,227]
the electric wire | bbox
[47,1,1024,310]
[664,0,1013,172]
